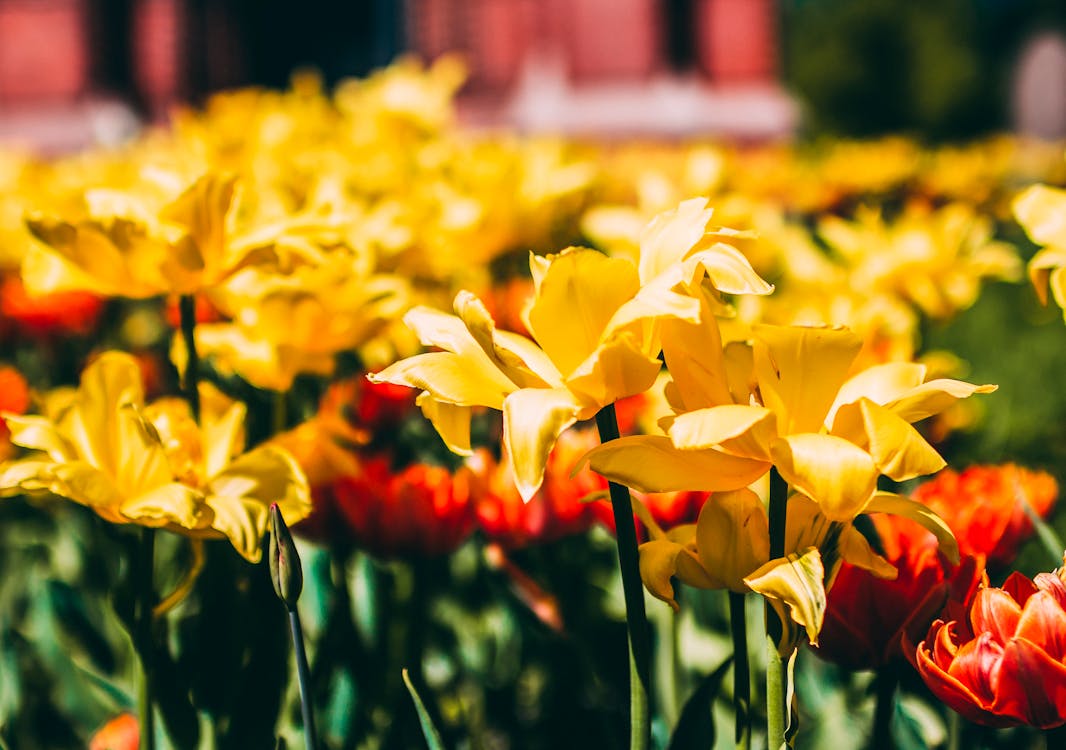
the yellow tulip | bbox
[1014,184,1066,315]
[186,256,408,390]
[23,172,250,298]
[0,352,310,561]
[587,323,995,522]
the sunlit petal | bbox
[502,388,582,502]
[771,434,878,521]
[754,325,862,434]
[581,434,769,494]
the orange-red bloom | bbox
[915,567,1066,728]
[0,364,30,460]
[817,513,983,670]
[89,713,139,750]
[0,274,103,337]
[913,464,1058,567]
[331,457,476,558]
[471,429,606,549]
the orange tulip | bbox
[915,567,1066,728]
[913,464,1058,567]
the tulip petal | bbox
[369,352,513,410]
[1015,591,1066,662]
[3,414,76,461]
[884,379,997,424]
[564,331,663,407]
[681,243,775,296]
[829,363,927,422]
[120,482,204,529]
[453,291,562,388]
[753,325,862,435]
[991,637,1066,728]
[209,444,312,526]
[695,488,770,593]
[916,626,1017,727]
[971,588,1023,645]
[502,388,582,502]
[659,293,732,409]
[865,492,960,565]
[417,393,472,455]
[1014,184,1066,249]
[638,197,713,284]
[832,399,945,481]
[581,435,769,494]
[669,405,776,460]
[203,494,270,562]
[526,248,640,378]
[639,538,717,610]
[771,434,878,522]
[838,525,898,580]
[746,547,827,646]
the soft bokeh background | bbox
[3,0,1066,149]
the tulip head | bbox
[269,503,304,611]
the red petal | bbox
[915,629,1016,727]
[1015,591,1066,662]
[971,588,1022,643]
[1003,571,1038,607]
[947,632,1003,705]
[1036,572,1066,612]
[932,620,961,669]
[991,638,1066,729]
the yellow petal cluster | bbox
[0,352,310,561]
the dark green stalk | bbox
[765,468,789,750]
[179,294,201,422]
[948,711,961,750]
[729,591,751,750]
[269,505,317,750]
[289,611,318,750]
[595,403,651,750]
[870,667,896,750]
[135,528,157,750]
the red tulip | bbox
[817,513,984,670]
[332,457,476,558]
[915,567,1066,728]
[913,464,1058,567]
[0,275,103,337]
[471,428,605,548]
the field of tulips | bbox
[5,56,1066,750]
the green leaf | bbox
[665,654,733,750]
[403,668,446,750]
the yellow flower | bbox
[586,322,995,522]
[22,172,276,299]
[1014,183,1066,314]
[370,247,667,500]
[0,352,310,561]
[187,256,407,390]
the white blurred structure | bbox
[1012,31,1066,139]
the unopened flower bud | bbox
[269,503,303,611]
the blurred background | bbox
[2,0,1066,150]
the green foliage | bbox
[785,0,996,139]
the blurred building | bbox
[0,0,799,148]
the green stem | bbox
[136,528,157,750]
[870,667,896,750]
[765,633,784,750]
[595,403,651,750]
[1018,487,1065,567]
[289,611,319,750]
[765,468,789,750]
[948,710,961,750]
[729,591,751,750]
[179,294,201,422]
